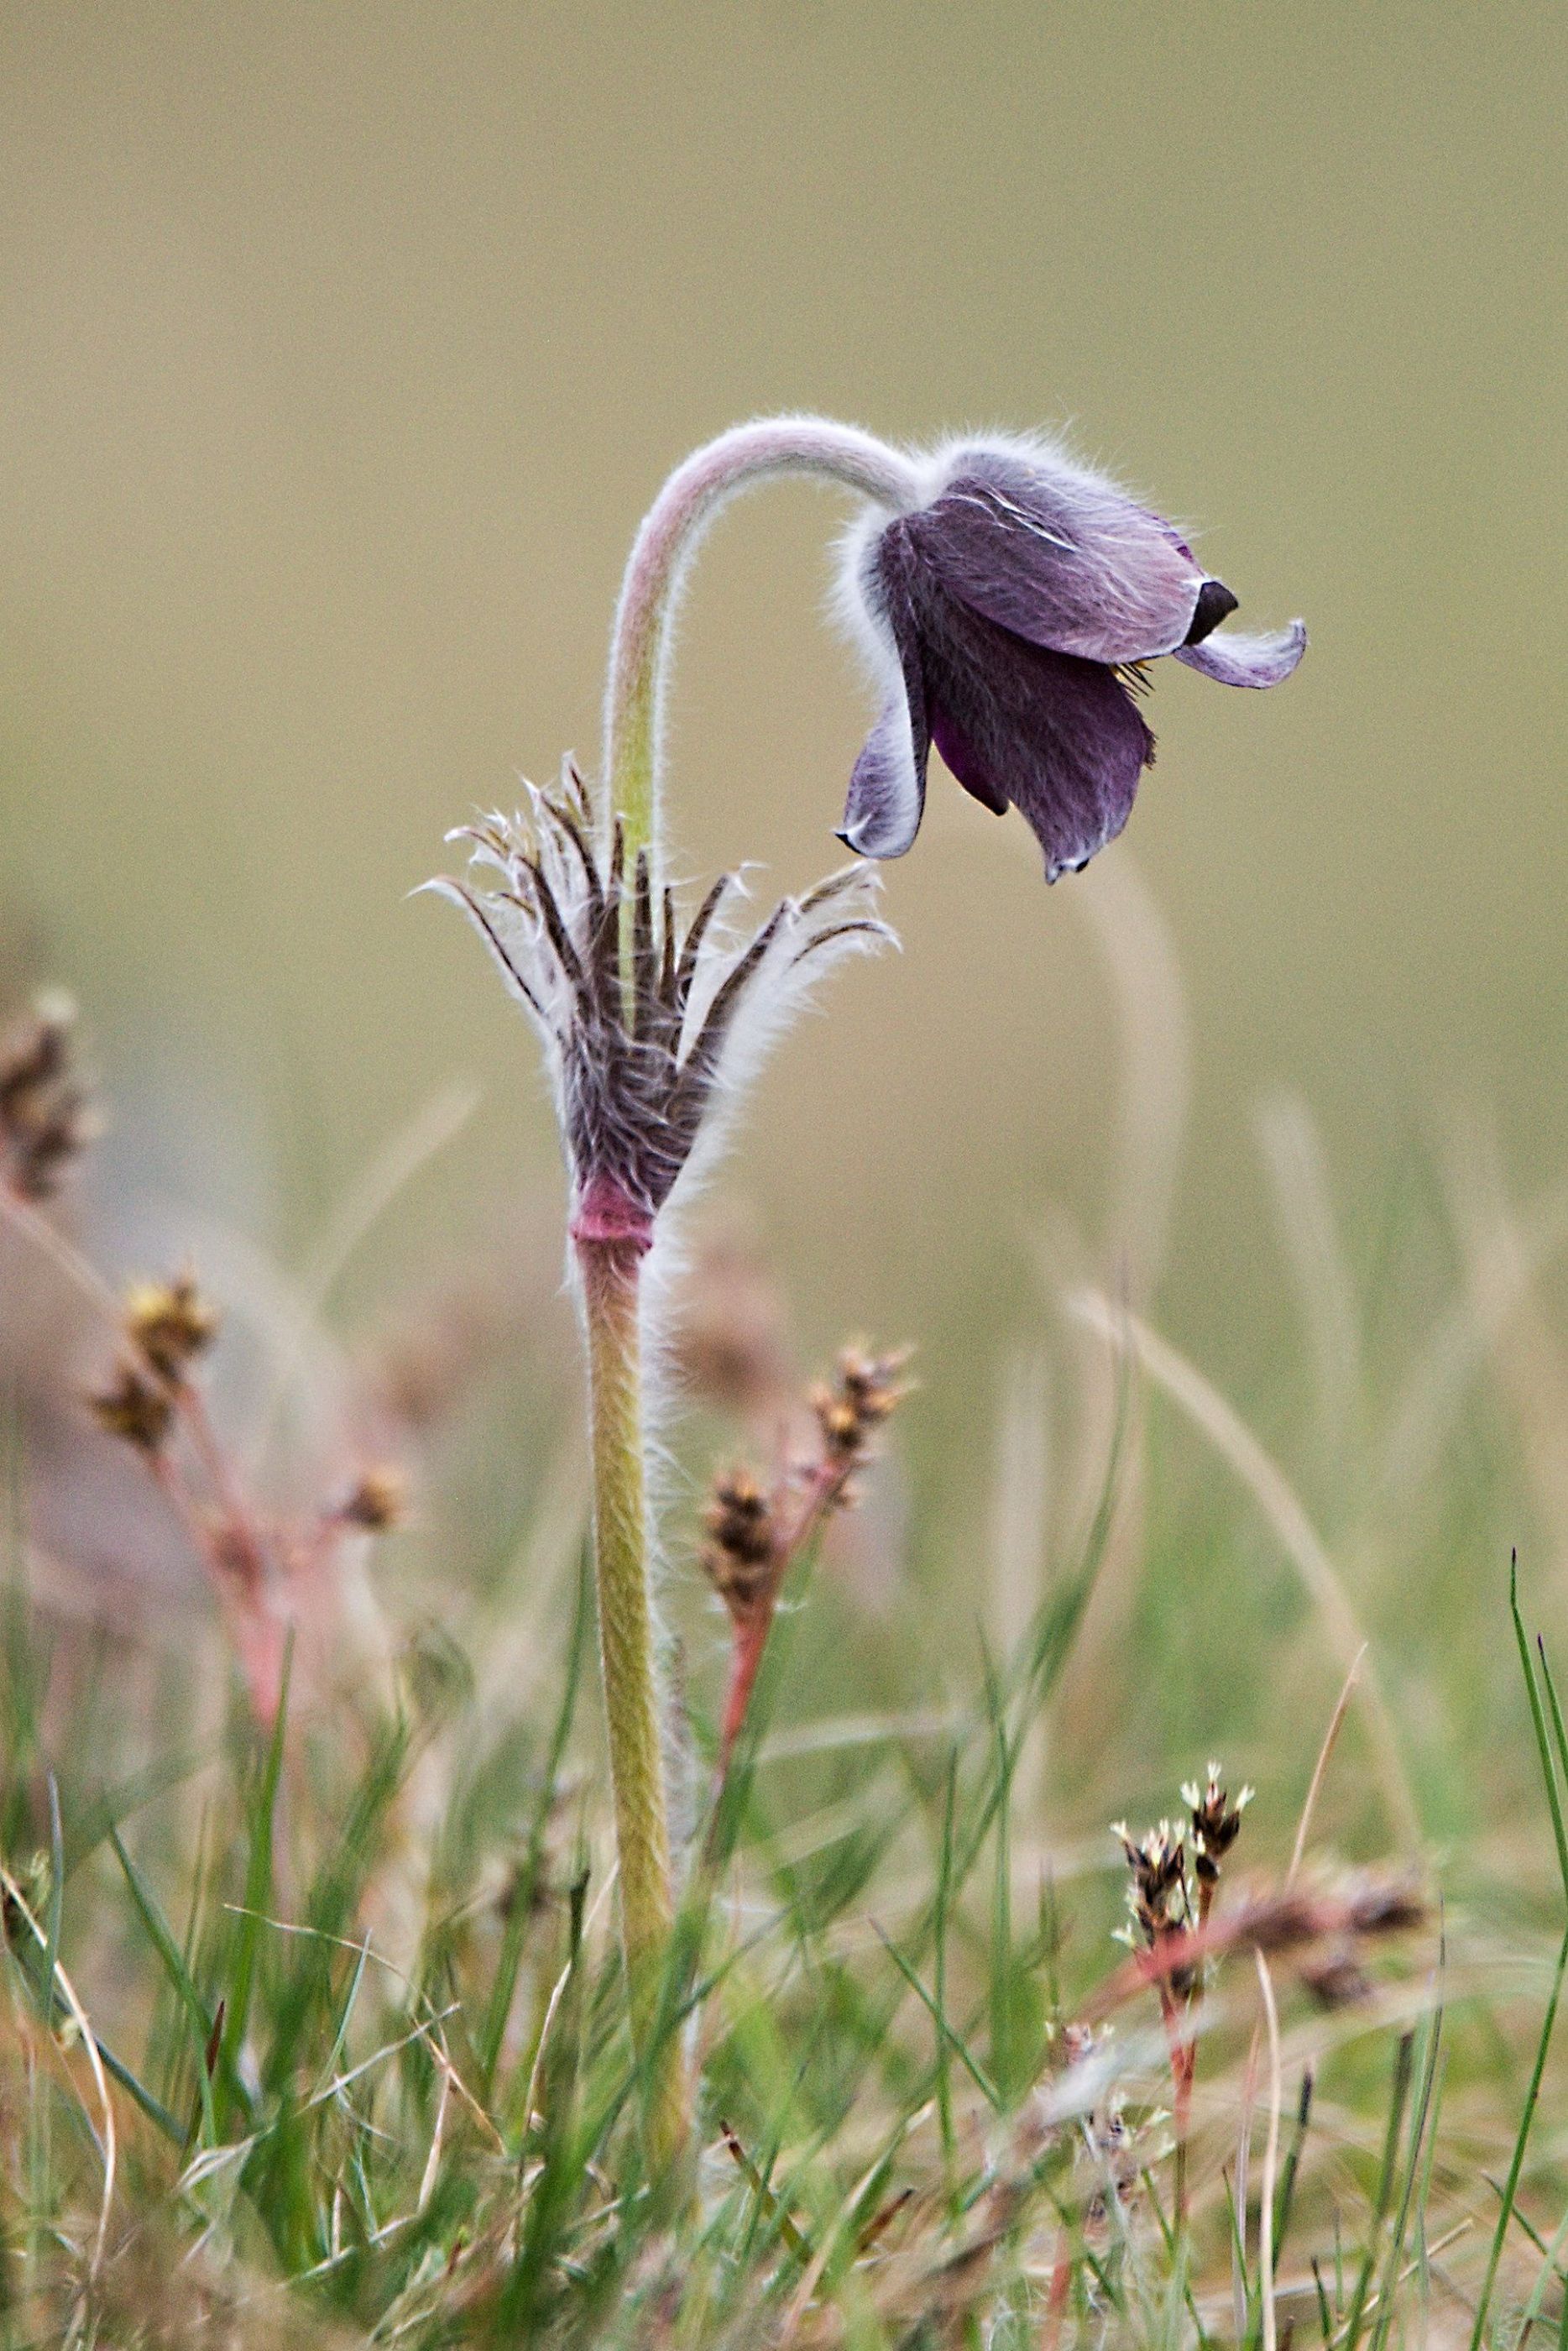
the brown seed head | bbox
[811,1343,911,1476]
[123,1273,218,1382]
[1113,1820,1191,1943]
[699,1467,777,1617]
[337,1465,410,1532]
[1184,1761,1252,1887]
[88,1359,174,1453]
[0,992,98,1201]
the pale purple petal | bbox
[907,448,1206,664]
[840,695,927,857]
[1173,619,1307,688]
[840,528,930,857]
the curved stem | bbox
[602,416,919,877]
[577,1233,687,2169]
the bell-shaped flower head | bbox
[837,435,1305,880]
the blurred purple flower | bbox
[838,438,1305,881]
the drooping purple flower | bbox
[838,437,1305,881]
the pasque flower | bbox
[837,436,1306,879]
[431,412,1302,2175]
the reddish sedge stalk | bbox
[175,1384,269,1580]
[1168,1874,1221,2220]
[719,1615,771,1767]
[1161,1975,1195,2227]
[148,1448,285,1725]
[153,1361,311,1725]
[716,1453,854,1773]
[162,1381,286,1720]
[3,1119,368,1732]
[0,1180,283,1706]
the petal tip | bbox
[834,817,907,862]
[839,704,927,860]
[1173,616,1307,689]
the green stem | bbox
[577,1233,686,2167]
[602,416,918,877]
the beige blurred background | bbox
[2,1,1564,1414]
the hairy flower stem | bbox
[602,417,919,876]
[576,1233,687,2169]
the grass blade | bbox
[1339,2029,1414,2351]
[40,1772,63,2030]
[872,1922,1001,2109]
[1510,1555,1568,1900]
[110,1825,222,2144]
[1369,2001,1443,2351]
[1471,1562,1568,2351]
[477,1541,590,2092]
[217,1635,291,2123]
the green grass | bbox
[4,1129,1568,2346]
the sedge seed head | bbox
[811,1342,912,1479]
[337,1466,410,1533]
[87,1359,174,1453]
[123,1272,218,1382]
[699,1466,777,1617]
[1184,1761,1252,1885]
[0,991,98,1201]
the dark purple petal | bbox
[1173,619,1306,688]
[906,448,1206,665]
[911,563,1154,882]
[928,704,1006,815]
